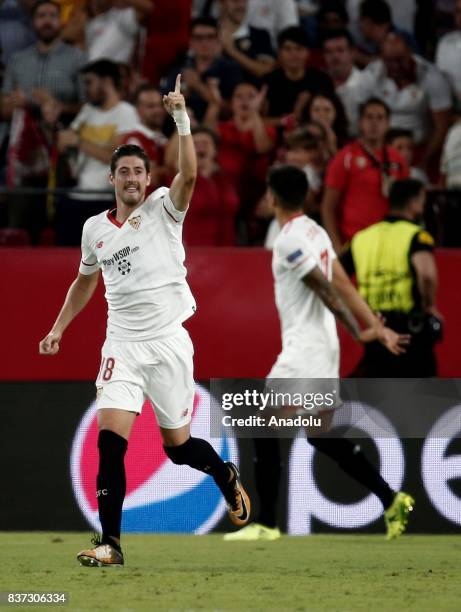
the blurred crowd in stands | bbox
[1,0,461,247]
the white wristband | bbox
[173,109,191,136]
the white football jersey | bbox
[79,187,196,341]
[272,214,339,353]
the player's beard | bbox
[119,184,146,207]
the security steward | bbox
[339,178,442,376]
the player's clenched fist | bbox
[39,330,62,355]
[163,74,186,115]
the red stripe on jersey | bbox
[163,203,178,223]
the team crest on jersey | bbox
[128,216,142,230]
[96,241,104,248]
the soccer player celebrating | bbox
[39,75,250,567]
[225,165,414,542]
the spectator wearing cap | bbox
[362,32,452,174]
[56,59,138,245]
[321,97,408,254]
[161,16,242,122]
[219,0,276,82]
[264,26,334,128]
[436,0,461,109]
[322,29,369,137]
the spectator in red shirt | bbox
[121,85,169,193]
[321,97,408,253]
[206,79,276,242]
[182,127,239,246]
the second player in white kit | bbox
[269,213,339,380]
[225,165,414,543]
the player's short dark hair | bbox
[359,96,390,118]
[81,59,121,89]
[110,144,150,174]
[385,127,414,144]
[268,165,309,210]
[321,28,355,48]
[191,16,218,32]
[192,125,220,147]
[277,26,309,49]
[134,83,161,105]
[389,178,424,210]
[31,0,60,16]
[359,0,392,24]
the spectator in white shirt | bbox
[63,0,152,64]
[322,28,368,136]
[441,119,461,188]
[56,59,139,244]
[436,0,461,108]
[363,32,452,171]
[246,0,299,47]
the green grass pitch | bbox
[1,533,460,611]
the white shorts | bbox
[266,342,341,415]
[95,326,195,429]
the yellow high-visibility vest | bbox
[351,219,429,313]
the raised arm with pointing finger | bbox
[163,74,197,212]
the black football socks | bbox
[253,437,281,528]
[163,436,232,495]
[307,435,395,509]
[97,429,128,545]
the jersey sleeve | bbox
[275,232,317,281]
[79,220,100,275]
[147,187,188,225]
[409,229,435,256]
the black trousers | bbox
[352,313,438,378]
